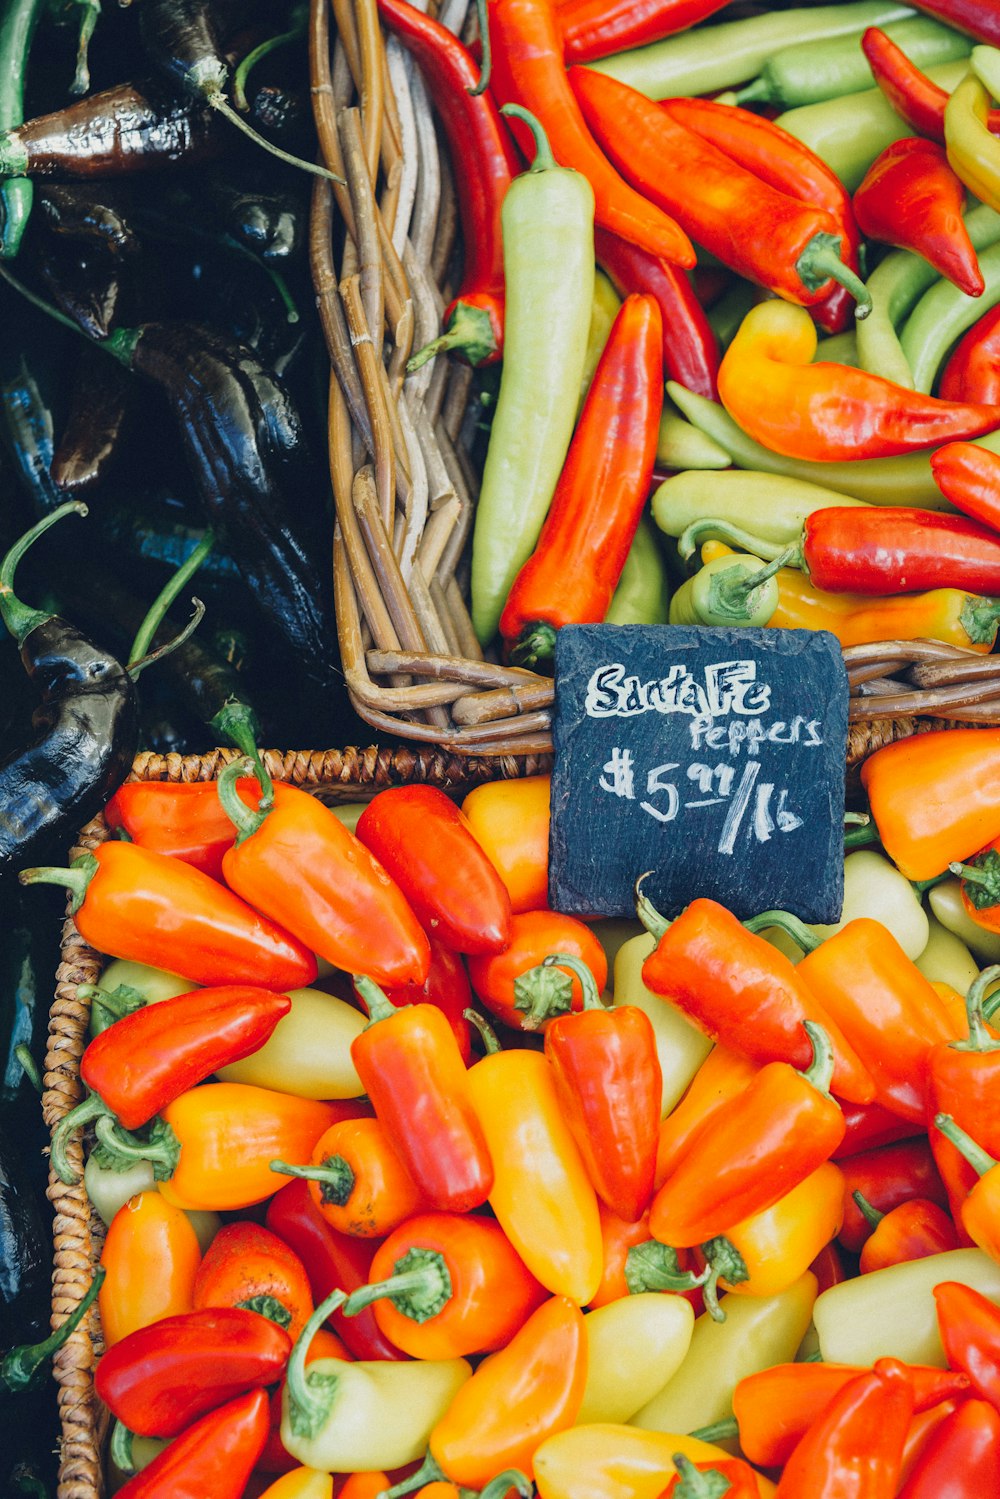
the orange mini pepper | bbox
[338,1477,390,1499]
[655,1045,759,1189]
[192,1221,314,1343]
[935,1114,1000,1261]
[860,728,1000,882]
[774,1358,914,1497]
[272,1116,425,1240]
[467,910,608,1032]
[590,1204,656,1309]
[257,1469,333,1499]
[927,966,1000,1232]
[99,1190,201,1347]
[461,775,550,915]
[854,1194,960,1275]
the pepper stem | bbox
[511,623,558,670]
[92,1114,180,1182]
[128,533,214,666]
[342,1248,453,1324]
[678,518,792,565]
[513,965,573,1030]
[951,854,1000,909]
[797,232,873,320]
[464,1008,502,1054]
[285,1286,349,1441]
[269,1156,356,1206]
[18,853,98,915]
[407,301,499,373]
[689,1418,739,1444]
[379,1453,445,1499]
[232,7,307,112]
[128,600,206,679]
[70,0,100,96]
[960,594,1000,647]
[710,547,798,610]
[801,1021,835,1097]
[209,698,265,768]
[471,0,492,96]
[954,965,1000,1053]
[544,952,604,1010]
[354,975,400,1027]
[216,755,273,844]
[625,1240,711,1298]
[635,872,671,940]
[670,1455,734,1498]
[935,1112,998,1178]
[50,1094,111,1186]
[500,104,557,172]
[2,1266,105,1394]
[0,501,88,646]
[481,1473,533,1499]
[743,908,820,953]
[81,982,148,1034]
[207,92,345,184]
[109,1418,136,1478]
[853,1190,884,1229]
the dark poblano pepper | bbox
[0,503,139,873]
[51,345,134,495]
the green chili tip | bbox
[511,623,558,671]
[499,105,557,173]
[216,754,274,845]
[0,501,88,647]
[342,1247,453,1324]
[2,1266,105,1394]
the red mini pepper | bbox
[95,1307,291,1437]
[927,967,1000,1231]
[931,443,1000,531]
[571,67,870,315]
[596,231,718,400]
[935,1280,1000,1410]
[834,1101,924,1159]
[907,0,1000,46]
[863,26,1000,144]
[837,1138,950,1254]
[638,891,875,1105]
[384,938,474,1065]
[217,758,430,988]
[104,776,272,879]
[378,0,517,369]
[854,1193,960,1274]
[853,137,985,297]
[774,1357,914,1498]
[115,1387,270,1499]
[486,0,695,267]
[351,976,493,1214]
[941,306,1000,404]
[355,786,512,956]
[555,0,731,64]
[500,293,663,664]
[897,1398,1000,1499]
[468,909,608,1033]
[192,1221,314,1343]
[19,840,317,990]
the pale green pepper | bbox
[901,240,1000,392]
[592,918,645,976]
[84,1154,156,1227]
[813,1249,1000,1365]
[614,934,712,1117]
[332,803,367,836]
[215,986,365,1098]
[281,1291,471,1472]
[577,1294,695,1426]
[580,269,621,414]
[629,1272,817,1436]
[86,959,193,1035]
[812,850,929,959]
[916,914,981,993]
[652,469,868,550]
[930,879,1000,965]
[605,520,670,627]
[656,401,731,472]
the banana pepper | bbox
[577,1294,695,1426]
[532,1424,776,1499]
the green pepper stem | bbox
[70,0,100,96]
[235,1294,292,1329]
[127,599,206,679]
[511,622,558,671]
[407,302,499,373]
[500,104,557,172]
[81,983,147,1032]
[911,872,950,895]
[797,233,873,320]
[0,501,88,646]
[844,822,880,851]
[18,853,98,913]
[92,1114,180,1182]
[689,1418,739,1444]
[935,1112,998,1178]
[471,0,492,95]
[801,1021,835,1097]
[481,1472,533,1499]
[955,965,1000,1053]
[670,1454,734,1498]
[128,532,214,666]
[852,1190,884,1229]
[742,908,820,953]
[379,1453,444,1499]
[677,517,792,565]
[464,1008,502,1054]
[109,1418,136,1478]
[950,857,1000,908]
[635,872,671,940]
[209,698,265,767]
[207,92,345,183]
[354,975,399,1027]
[2,1267,105,1393]
[285,1286,349,1441]
[231,7,307,112]
[50,1094,110,1186]
[216,755,273,844]
[269,1155,356,1206]
[959,593,1000,647]
[712,546,798,607]
[625,1240,711,1298]
[342,1248,453,1324]
[513,963,573,1030]
[545,952,603,1010]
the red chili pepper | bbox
[595,229,719,399]
[734,1361,969,1469]
[926,967,1000,1235]
[95,1307,290,1437]
[853,138,984,298]
[217,759,430,988]
[940,306,1000,404]
[355,786,512,956]
[104,777,272,880]
[192,1221,314,1343]
[570,67,869,315]
[936,1280,1000,1410]
[837,1138,949,1255]
[810,1240,849,1295]
[862,27,1000,144]
[833,1101,925,1160]
[384,938,474,1065]
[855,1193,960,1274]
[485,0,696,267]
[637,892,875,1105]
[898,1397,1000,1499]
[773,1357,914,1498]
[115,1387,271,1499]
[467,909,608,1033]
[555,0,731,64]
[377,0,516,369]
[351,977,493,1214]
[907,0,1000,45]
[790,507,1000,596]
[500,293,663,664]
[19,841,317,990]
[649,1023,846,1248]
[265,1178,408,1362]
[657,96,863,335]
[931,443,1000,530]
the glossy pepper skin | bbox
[468,910,608,1033]
[931,442,1000,531]
[115,1387,270,1499]
[774,1357,914,1498]
[934,1113,1000,1258]
[192,1221,314,1343]
[351,978,493,1214]
[838,1138,950,1254]
[854,137,984,297]
[799,507,1000,596]
[940,305,1000,404]
[857,1196,960,1273]
[218,759,429,988]
[384,939,474,1064]
[639,895,874,1104]
[21,840,317,992]
[355,786,512,956]
[898,1397,1000,1498]
[274,1115,425,1240]
[935,1279,1000,1408]
[99,1191,201,1347]
[500,294,663,663]
[717,301,1000,462]
[95,1306,291,1437]
[927,968,1000,1228]
[555,0,731,64]
[655,1046,759,1187]
[103,777,272,880]
[461,776,550,914]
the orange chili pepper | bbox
[860,727,1000,882]
[896,1399,965,1492]
[465,1047,603,1304]
[258,1469,333,1499]
[99,1191,201,1347]
[341,1211,547,1359]
[338,1477,390,1499]
[655,1044,759,1189]
[854,1194,960,1274]
[273,1116,425,1239]
[935,1114,1000,1260]
[192,1220,314,1342]
[461,775,550,914]
[773,1358,915,1497]
[467,910,608,1032]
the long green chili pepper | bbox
[657,400,730,471]
[605,516,670,625]
[470,106,595,645]
[0,0,47,259]
[653,468,868,546]
[900,241,1000,393]
[855,203,1000,387]
[3,1268,104,1398]
[585,1,912,100]
[666,380,1000,506]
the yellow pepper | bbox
[930,880,1000,965]
[629,1272,817,1436]
[945,72,1000,214]
[258,1469,334,1499]
[707,1162,844,1300]
[916,914,981,994]
[533,1425,776,1499]
[577,1294,695,1426]
[614,934,713,1118]
[215,986,366,1098]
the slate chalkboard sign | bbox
[549,625,848,923]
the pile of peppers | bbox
[8,744,1000,1496]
